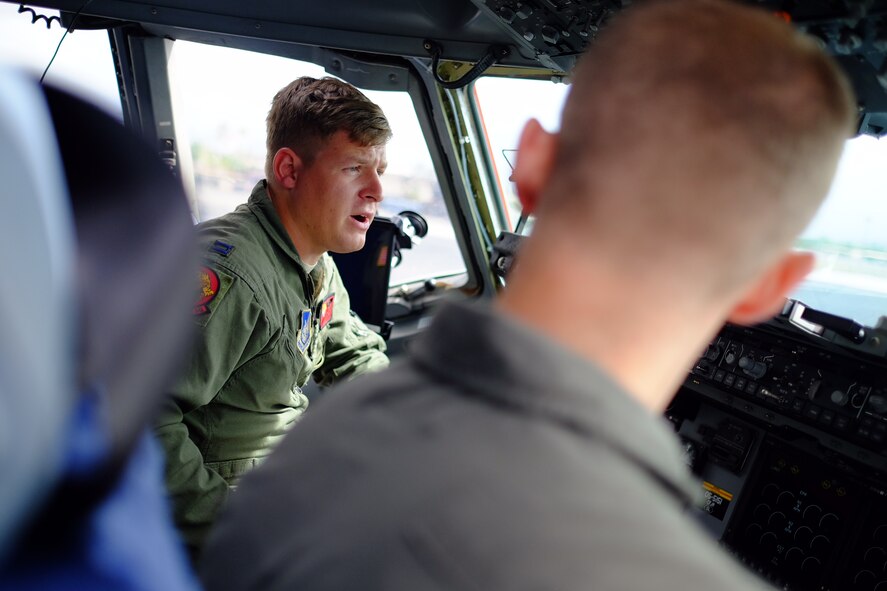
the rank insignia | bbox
[319,293,335,330]
[297,309,312,352]
[209,240,234,257]
[194,267,220,315]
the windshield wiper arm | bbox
[799,305,867,344]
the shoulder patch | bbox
[194,267,220,315]
[319,293,335,330]
[193,265,234,326]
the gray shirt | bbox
[200,300,773,590]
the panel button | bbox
[746,382,758,395]
[735,377,747,391]
[795,525,814,545]
[791,398,805,414]
[804,404,822,421]
[820,409,835,426]
[834,415,851,431]
[714,369,726,382]
[724,373,736,387]
[803,505,822,524]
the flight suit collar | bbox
[411,299,697,506]
[247,180,326,296]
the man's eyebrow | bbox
[346,153,375,165]
[348,152,387,171]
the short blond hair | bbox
[544,0,856,292]
[265,77,391,177]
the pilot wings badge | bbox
[297,309,312,353]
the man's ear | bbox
[512,119,557,215]
[272,148,303,190]
[728,251,815,325]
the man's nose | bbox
[362,171,384,202]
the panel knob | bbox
[794,525,814,545]
[541,25,560,45]
[760,531,778,554]
[819,512,840,533]
[803,504,822,524]
[855,570,877,587]
[810,534,831,556]
[768,511,787,530]
[801,556,822,576]
[515,3,534,18]
[830,389,849,406]
[864,546,886,568]
[776,490,796,510]
[868,394,887,414]
[738,356,767,379]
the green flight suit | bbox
[156,181,388,556]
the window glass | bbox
[474,76,570,229]
[0,5,121,118]
[792,136,887,327]
[169,41,463,286]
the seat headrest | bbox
[0,67,76,562]
[0,71,199,553]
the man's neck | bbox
[495,239,727,414]
[266,181,322,266]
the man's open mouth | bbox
[351,214,370,223]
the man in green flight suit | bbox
[155,76,391,558]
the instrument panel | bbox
[673,313,887,590]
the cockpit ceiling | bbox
[11,0,887,132]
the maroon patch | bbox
[193,267,220,315]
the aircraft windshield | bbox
[792,135,887,328]
[475,77,887,328]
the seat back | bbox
[0,70,200,590]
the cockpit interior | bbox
[3,0,887,589]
